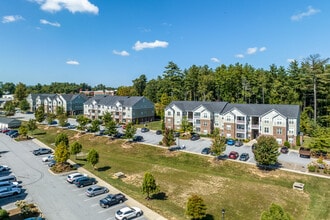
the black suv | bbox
[132,135,143,142]
[99,193,126,208]
[190,133,200,141]
[74,176,97,187]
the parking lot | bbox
[0,133,148,220]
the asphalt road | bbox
[0,134,146,220]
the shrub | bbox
[284,141,291,148]
[159,141,163,145]
[308,165,316,172]
[0,209,9,220]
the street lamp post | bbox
[222,208,225,220]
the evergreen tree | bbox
[34,105,45,123]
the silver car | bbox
[0,187,21,198]
[85,185,108,197]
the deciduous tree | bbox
[261,203,292,220]
[87,148,99,169]
[54,142,70,164]
[142,172,159,200]
[55,133,69,148]
[34,105,45,123]
[185,194,207,220]
[70,141,82,159]
[254,136,280,168]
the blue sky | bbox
[1,0,329,88]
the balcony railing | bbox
[251,124,259,129]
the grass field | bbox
[35,126,330,220]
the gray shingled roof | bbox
[168,101,300,118]
[84,95,145,107]
[221,103,300,118]
[168,101,228,112]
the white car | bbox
[42,155,54,162]
[0,165,10,172]
[0,187,21,198]
[66,172,86,183]
[115,206,143,220]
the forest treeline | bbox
[1,54,329,132]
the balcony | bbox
[236,120,245,124]
[251,124,259,129]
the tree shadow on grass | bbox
[97,166,111,172]
[202,214,214,220]
[151,192,167,200]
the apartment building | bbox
[165,101,300,146]
[83,95,154,124]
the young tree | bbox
[87,148,99,169]
[162,128,175,146]
[70,141,82,159]
[46,113,56,125]
[254,136,280,168]
[34,105,45,123]
[55,133,69,148]
[18,125,28,138]
[76,115,91,131]
[210,134,226,155]
[125,122,136,140]
[261,203,292,220]
[102,112,113,124]
[185,194,207,220]
[57,113,68,127]
[19,99,30,112]
[4,100,15,116]
[26,119,37,133]
[105,120,118,136]
[54,142,70,164]
[142,172,159,200]
[181,116,192,133]
[14,82,27,101]
[90,119,101,132]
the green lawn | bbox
[35,126,330,220]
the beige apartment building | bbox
[165,101,300,146]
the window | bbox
[264,127,269,133]
[194,112,200,117]
[264,118,269,124]
[276,119,282,125]
[167,111,171,116]
[177,112,180,116]
[288,128,294,135]
[289,119,295,125]
[203,122,208,126]
[226,116,231,122]
[276,128,282,135]
[237,116,245,122]
[203,113,207,118]
[196,119,200,125]
[215,122,219,126]
[226,125,231,131]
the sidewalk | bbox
[32,139,167,220]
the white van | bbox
[0,175,17,183]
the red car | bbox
[228,151,239,159]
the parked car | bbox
[67,125,76,129]
[9,131,19,138]
[115,206,143,220]
[226,139,235,146]
[235,140,243,147]
[173,132,180,137]
[99,193,126,208]
[155,130,162,135]
[6,130,18,136]
[132,135,143,142]
[168,146,185,151]
[280,146,289,154]
[67,172,86,183]
[74,176,97,187]
[216,153,228,160]
[48,160,56,167]
[85,185,109,197]
[113,132,124,139]
[42,155,54,162]
[141,127,149,133]
[0,187,21,198]
[33,148,52,155]
[190,133,200,141]
[0,175,17,183]
[228,151,239,159]
[0,165,10,172]
[0,181,19,189]
[239,153,250,161]
[201,147,211,155]
[1,128,10,133]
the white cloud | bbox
[31,0,99,14]
[211,57,220,63]
[287,58,295,63]
[113,50,130,56]
[40,19,60,27]
[133,40,169,51]
[259,47,267,52]
[66,60,79,65]
[246,47,258,55]
[235,54,244,58]
[291,6,320,21]
[2,15,24,23]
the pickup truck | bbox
[299,147,311,158]
[99,193,126,208]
